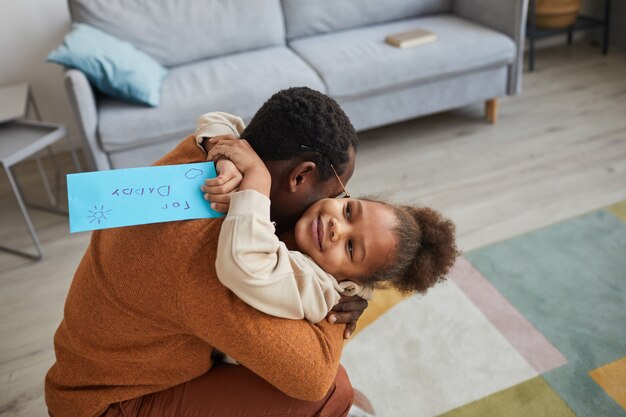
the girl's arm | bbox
[208,136,340,322]
[216,189,341,323]
[194,111,245,145]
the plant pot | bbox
[535,0,581,28]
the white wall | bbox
[586,0,626,52]
[0,0,77,149]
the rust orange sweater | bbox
[45,136,346,417]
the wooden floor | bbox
[1,43,625,416]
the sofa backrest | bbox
[68,0,286,67]
[282,0,452,40]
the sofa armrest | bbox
[452,0,529,95]
[64,69,111,170]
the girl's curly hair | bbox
[363,201,459,294]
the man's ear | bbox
[288,161,318,192]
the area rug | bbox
[342,201,626,417]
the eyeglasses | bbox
[299,145,350,198]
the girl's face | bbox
[294,198,397,282]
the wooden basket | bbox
[535,0,581,28]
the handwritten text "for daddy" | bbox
[111,186,191,210]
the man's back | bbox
[46,218,224,416]
[46,138,222,416]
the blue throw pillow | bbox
[48,23,167,107]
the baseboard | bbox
[524,31,592,52]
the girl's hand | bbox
[207,137,265,175]
[207,136,271,197]
[201,159,242,213]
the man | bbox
[199,87,356,235]
[46,87,366,417]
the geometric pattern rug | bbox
[342,201,626,417]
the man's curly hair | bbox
[364,201,459,294]
[242,87,358,181]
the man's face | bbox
[269,146,356,234]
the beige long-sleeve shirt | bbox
[195,112,371,323]
[194,111,245,147]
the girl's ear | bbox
[288,161,318,192]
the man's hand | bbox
[201,159,242,213]
[327,295,368,339]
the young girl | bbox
[203,134,458,324]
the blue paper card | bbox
[67,162,224,233]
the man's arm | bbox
[179,271,346,401]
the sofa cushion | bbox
[97,47,326,153]
[68,0,285,67]
[48,24,167,107]
[288,15,516,99]
[282,0,451,40]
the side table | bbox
[526,0,611,71]
[0,83,81,259]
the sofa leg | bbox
[485,98,499,124]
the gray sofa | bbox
[64,0,528,171]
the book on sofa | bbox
[385,28,437,48]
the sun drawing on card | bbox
[87,205,112,224]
